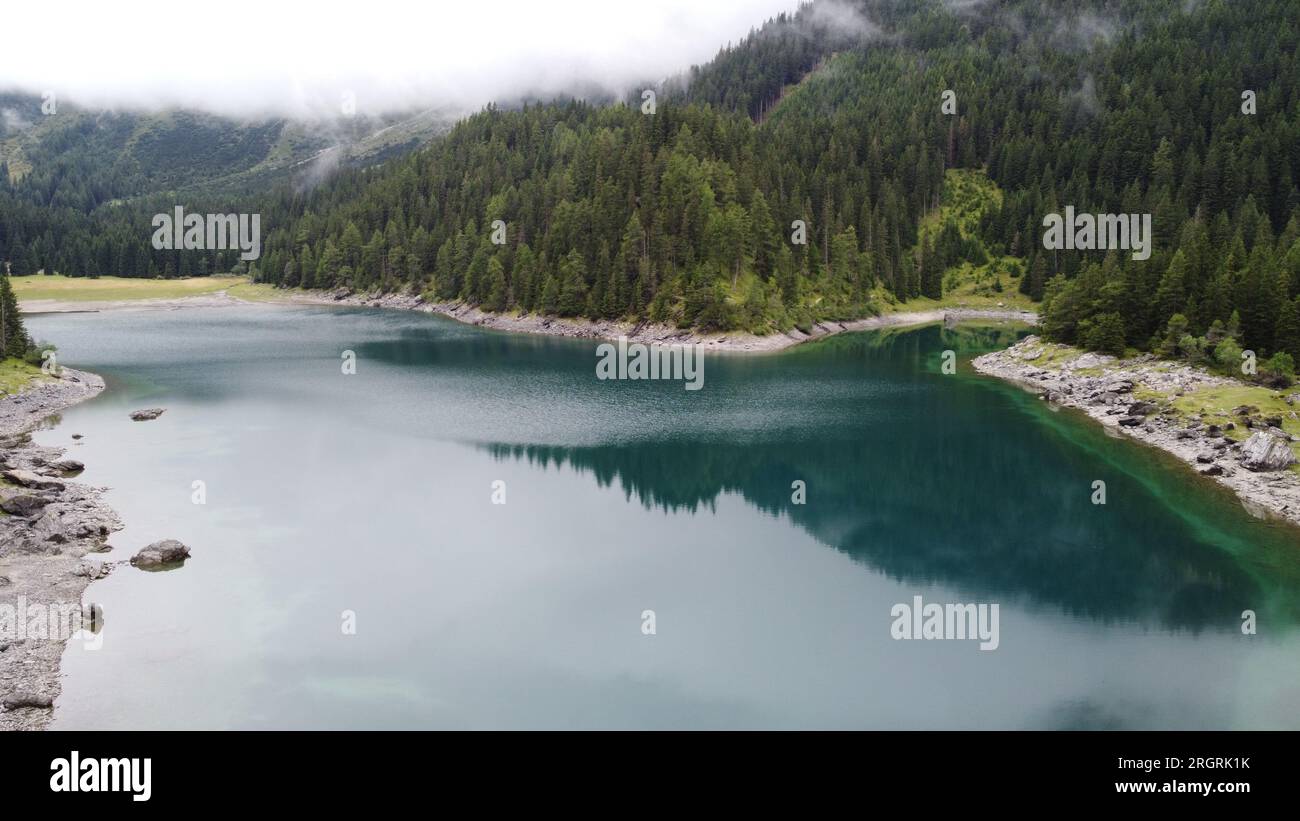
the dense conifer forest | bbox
[3,0,1300,361]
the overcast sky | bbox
[2,0,802,119]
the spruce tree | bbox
[0,272,32,360]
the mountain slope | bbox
[4,0,1300,360]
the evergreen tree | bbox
[0,273,32,359]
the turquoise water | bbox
[25,305,1300,729]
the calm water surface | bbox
[25,305,1300,729]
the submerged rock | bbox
[130,539,191,569]
[1239,432,1298,472]
[129,408,166,421]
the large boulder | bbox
[0,494,51,517]
[129,408,166,421]
[130,539,190,569]
[1239,432,1298,472]
[1,692,53,711]
[1,469,64,491]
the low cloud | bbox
[1,107,34,132]
[805,0,882,39]
[0,0,800,119]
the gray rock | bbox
[129,408,166,421]
[73,560,111,579]
[1200,465,1225,476]
[1073,353,1113,370]
[1,469,64,490]
[130,539,191,569]
[1127,401,1159,416]
[49,458,84,473]
[0,494,51,517]
[1196,452,1216,464]
[1118,416,1144,427]
[1239,432,1298,472]
[1,692,54,711]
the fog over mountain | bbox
[2,0,801,119]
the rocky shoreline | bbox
[0,368,121,731]
[973,336,1300,527]
[20,283,1038,352]
[274,287,1039,352]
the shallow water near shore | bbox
[26,304,1300,729]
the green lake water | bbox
[25,305,1300,729]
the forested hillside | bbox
[0,95,452,278]
[4,0,1300,356]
